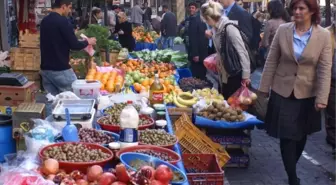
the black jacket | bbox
[143,7,152,21]
[115,21,135,52]
[160,11,177,37]
[227,4,253,41]
[40,12,88,71]
[185,14,208,61]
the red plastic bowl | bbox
[39,142,114,173]
[97,114,155,133]
[116,145,181,165]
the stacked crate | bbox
[10,30,41,90]
[205,129,252,168]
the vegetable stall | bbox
[0,36,263,185]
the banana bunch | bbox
[173,92,198,108]
[194,88,224,105]
[164,92,175,104]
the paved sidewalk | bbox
[224,69,336,185]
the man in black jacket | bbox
[143,2,152,30]
[40,0,96,95]
[160,5,177,49]
[184,2,208,80]
[219,0,260,51]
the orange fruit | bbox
[141,79,149,86]
[134,83,142,92]
[164,80,171,86]
[149,78,154,85]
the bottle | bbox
[119,100,140,148]
[149,74,165,105]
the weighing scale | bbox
[47,109,96,131]
[0,73,28,86]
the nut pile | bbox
[179,77,211,92]
[99,115,152,126]
[139,129,177,146]
[79,128,114,145]
[134,150,175,161]
[198,102,245,122]
[103,103,141,118]
[42,143,111,162]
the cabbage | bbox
[174,37,184,44]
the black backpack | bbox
[220,23,257,76]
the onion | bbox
[42,159,59,175]
[87,165,103,182]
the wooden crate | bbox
[19,29,40,48]
[100,51,119,66]
[10,48,40,70]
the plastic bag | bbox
[0,169,54,185]
[80,34,95,56]
[227,85,258,110]
[204,54,217,73]
[24,119,58,154]
[46,91,80,108]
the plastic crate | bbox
[183,154,224,185]
[225,148,250,168]
[177,68,192,79]
[174,113,230,167]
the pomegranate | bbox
[154,165,173,184]
[150,180,164,185]
[87,165,104,182]
[76,179,89,185]
[98,172,117,185]
[139,166,155,180]
[115,164,130,183]
[111,182,127,185]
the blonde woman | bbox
[115,12,135,52]
[200,1,251,98]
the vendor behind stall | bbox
[40,0,97,96]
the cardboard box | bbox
[12,103,45,138]
[0,81,37,106]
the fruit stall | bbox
[0,41,263,184]
[132,27,160,51]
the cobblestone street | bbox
[224,69,336,185]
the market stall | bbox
[132,27,160,51]
[0,25,264,184]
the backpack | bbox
[220,23,257,76]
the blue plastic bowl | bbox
[120,152,187,185]
[102,131,120,147]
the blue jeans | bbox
[161,36,175,49]
[40,69,77,96]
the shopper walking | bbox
[143,2,152,30]
[160,5,177,49]
[261,0,289,57]
[200,1,251,98]
[115,12,136,52]
[261,0,289,51]
[80,7,103,29]
[258,0,332,184]
[185,2,208,80]
[131,1,144,27]
[40,0,96,96]
[326,12,336,155]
